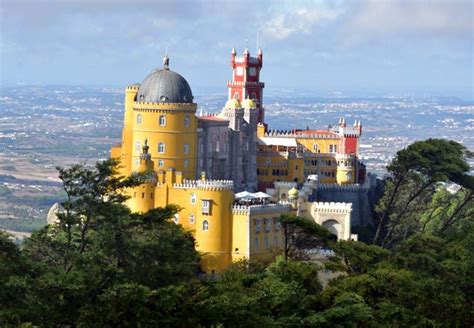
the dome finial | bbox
[163,55,169,70]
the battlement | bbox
[126,84,140,91]
[232,203,290,215]
[274,181,297,189]
[173,178,234,191]
[317,183,369,192]
[133,102,197,111]
[263,130,339,139]
[313,201,352,213]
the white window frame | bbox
[190,193,197,205]
[256,219,261,233]
[202,200,211,215]
[158,142,165,154]
[202,220,209,231]
[159,115,166,126]
[137,114,142,125]
[184,143,189,154]
[158,160,164,167]
[189,213,195,224]
[135,141,141,154]
[184,159,189,169]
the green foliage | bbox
[373,138,473,248]
[277,213,331,260]
[0,151,472,327]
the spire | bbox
[258,47,262,55]
[231,47,236,55]
[163,55,169,70]
[141,139,151,160]
[244,47,249,55]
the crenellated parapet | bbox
[232,203,290,215]
[313,201,352,213]
[274,181,297,189]
[133,101,197,112]
[172,179,234,191]
[317,182,369,192]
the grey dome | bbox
[137,67,193,103]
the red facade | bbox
[227,48,265,123]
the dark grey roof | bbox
[137,68,193,103]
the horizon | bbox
[1,0,473,100]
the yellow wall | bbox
[131,103,197,179]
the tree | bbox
[4,160,200,326]
[373,139,472,248]
[277,214,330,260]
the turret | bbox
[231,48,236,67]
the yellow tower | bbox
[127,139,156,213]
[129,56,197,179]
[336,154,355,185]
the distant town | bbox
[0,85,473,234]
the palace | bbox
[110,49,367,272]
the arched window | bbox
[158,142,165,154]
[184,114,190,128]
[202,220,209,231]
[159,115,166,126]
[189,213,195,224]
[216,140,220,152]
[190,193,197,204]
[136,114,142,125]
[184,143,189,154]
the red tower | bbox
[227,48,265,123]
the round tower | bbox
[336,154,355,185]
[130,56,198,179]
[128,139,156,213]
[194,183,234,272]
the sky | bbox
[1,0,473,99]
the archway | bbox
[322,219,341,241]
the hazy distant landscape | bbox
[1,85,473,233]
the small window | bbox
[158,160,164,168]
[312,143,318,152]
[216,140,220,152]
[184,143,189,154]
[190,193,197,205]
[189,213,195,224]
[202,220,209,231]
[150,193,153,199]
[256,219,261,233]
[137,114,142,125]
[276,221,281,231]
[202,200,211,215]
[135,141,141,154]
[264,236,269,249]
[158,142,165,154]
[265,219,271,232]
[141,192,145,199]
[184,159,189,169]
[159,115,166,126]
[185,114,190,128]
[173,214,179,224]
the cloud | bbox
[344,0,473,44]
[261,6,343,40]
